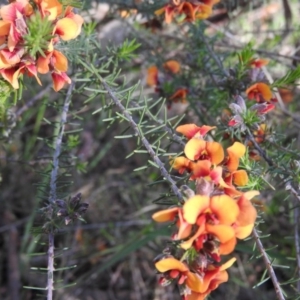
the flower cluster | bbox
[155,0,220,24]
[0,0,83,91]
[224,57,277,158]
[147,60,188,109]
[152,124,257,300]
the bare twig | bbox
[252,228,285,300]
[15,84,52,118]
[47,82,75,300]
[101,79,184,203]
[199,30,230,78]
[246,128,274,166]
[49,82,75,204]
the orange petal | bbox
[184,138,206,161]
[191,160,211,178]
[227,142,246,159]
[206,224,235,243]
[197,268,220,293]
[219,237,237,255]
[155,257,188,273]
[163,60,180,73]
[52,50,68,72]
[235,223,254,239]
[180,217,206,249]
[183,195,210,224]
[152,207,179,222]
[0,20,11,36]
[51,71,71,91]
[55,18,80,40]
[195,3,212,19]
[186,272,203,292]
[206,141,224,164]
[237,195,257,225]
[171,156,192,174]
[146,66,158,86]
[177,209,193,239]
[210,195,239,225]
[169,88,188,102]
[246,82,272,101]
[37,52,51,74]
[233,170,248,186]
[1,67,21,89]
[176,124,215,139]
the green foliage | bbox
[272,66,300,88]
[24,13,54,57]
[112,38,141,61]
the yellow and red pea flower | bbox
[0,0,83,91]
[246,82,272,102]
[155,0,218,24]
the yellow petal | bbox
[219,237,237,255]
[227,142,246,158]
[210,195,239,225]
[152,207,178,222]
[183,195,209,224]
[184,138,206,161]
[236,223,254,239]
[220,257,236,271]
[206,141,224,165]
[56,18,80,40]
[155,257,188,273]
[206,224,235,243]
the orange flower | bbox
[249,58,269,68]
[185,258,236,300]
[176,124,215,139]
[155,256,236,300]
[224,142,246,172]
[184,138,224,164]
[146,65,158,86]
[51,71,71,92]
[155,2,197,23]
[37,49,68,74]
[194,3,212,20]
[34,0,63,20]
[190,160,229,188]
[246,82,272,102]
[219,191,258,255]
[171,156,193,174]
[0,0,33,51]
[179,194,239,250]
[169,88,188,103]
[155,1,213,23]
[254,123,266,144]
[163,60,181,73]
[155,257,200,290]
[0,57,41,89]
[152,207,192,240]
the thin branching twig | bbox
[15,84,52,118]
[47,82,75,300]
[252,229,285,300]
[101,79,184,203]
